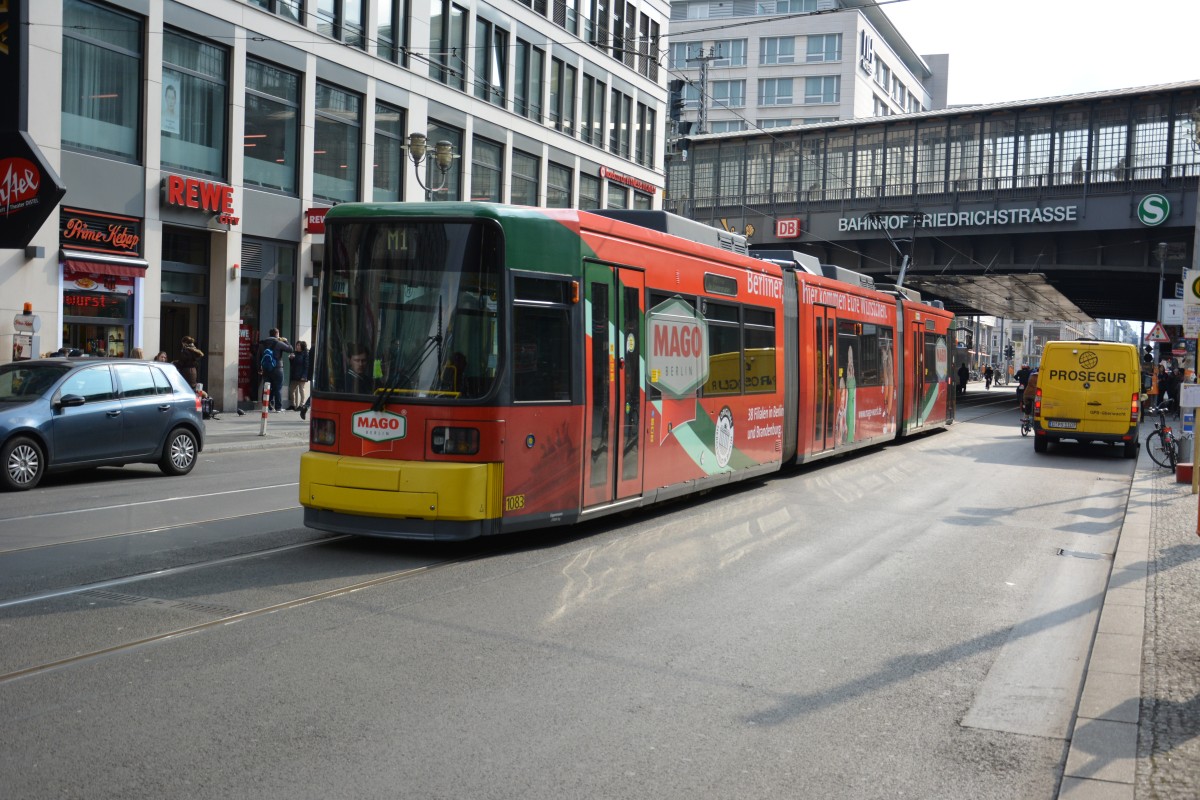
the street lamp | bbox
[407,133,455,200]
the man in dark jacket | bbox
[257,328,293,412]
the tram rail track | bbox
[0,540,471,685]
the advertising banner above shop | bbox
[0,131,68,249]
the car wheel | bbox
[1123,440,1139,459]
[159,427,198,476]
[1033,435,1048,454]
[2,436,45,491]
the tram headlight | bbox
[312,417,336,446]
[431,426,480,455]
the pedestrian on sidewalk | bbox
[957,362,969,397]
[289,340,310,412]
[173,335,204,392]
[257,328,293,413]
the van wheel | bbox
[1123,440,1139,459]
[1034,436,1048,454]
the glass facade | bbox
[161,31,228,179]
[314,83,362,204]
[244,59,300,194]
[373,102,405,201]
[61,0,142,161]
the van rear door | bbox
[1040,345,1136,436]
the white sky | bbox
[879,0,1200,107]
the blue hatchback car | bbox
[0,358,205,491]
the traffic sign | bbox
[1145,322,1171,343]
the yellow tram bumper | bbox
[300,452,504,521]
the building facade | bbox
[665,0,946,135]
[3,0,669,409]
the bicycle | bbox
[1145,405,1180,469]
[1020,410,1033,436]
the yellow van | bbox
[1033,340,1141,457]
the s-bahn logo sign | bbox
[1137,194,1170,226]
[351,409,407,442]
[648,297,709,398]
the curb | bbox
[1057,442,1153,799]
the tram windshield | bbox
[316,220,502,401]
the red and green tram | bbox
[299,202,954,540]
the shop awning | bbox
[62,249,150,278]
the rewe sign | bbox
[351,409,407,442]
[647,297,709,398]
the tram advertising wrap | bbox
[298,203,955,540]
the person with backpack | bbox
[257,328,293,413]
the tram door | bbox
[813,306,837,452]
[911,326,926,427]
[583,262,646,508]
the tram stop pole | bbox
[259,381,271,436]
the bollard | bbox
[259,381,271,436]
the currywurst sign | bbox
[839,205,1080,233]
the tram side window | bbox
[924,332,941,383]
[847,323,893,387]
[836,321,861,392]
[513,276,571,402]
[703,300,741,397]
[743,306,776,394]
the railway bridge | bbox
[664,81,1200,323]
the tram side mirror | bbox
[57,394,86,408]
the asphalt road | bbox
[0,395,1140,799]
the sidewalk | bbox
[201,407,310,454]
[1059,431,1200,799]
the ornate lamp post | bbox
[407,133,455,200]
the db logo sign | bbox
[351,409,407,442]
[775,218,801,239]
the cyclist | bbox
[1022,369,1039,414]
[984,365,993,390]
[1014,363,1032,408]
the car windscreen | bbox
[0,364,72,401]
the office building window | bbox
[313,83,361,203]
[474,18,508,106]
[712,39,746,67]
[375,0,409,64]
[635,104,655,168]
[554,0,579,36]
[582,76,605,147]
[579,172,601,208]
[758,77,792,106]
[317,0,365,48]
[806,33,841,62]
[425,121,463,200]
[758,118,794,128]
[244,59,299,194]
[760,37,794,65]
[669,41,703,70]
[247,0,302,22]
[712,80,745,108]
[161,31,228,179]
[62,0,142,162]
[606,184,628,209]
[633,191,652,209]
[471,137,503,202]
[708,120,745,133]
[514,40,546,121]
[373,102,405,201]
[547,162,572,207]
[805,75,839,104]
[549,58,578,135]
[430,0,468,90]
[609,89,631,158]
[511,150,540,206]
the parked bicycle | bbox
[1145,405,1180,469]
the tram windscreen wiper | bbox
[373,302,443,410]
